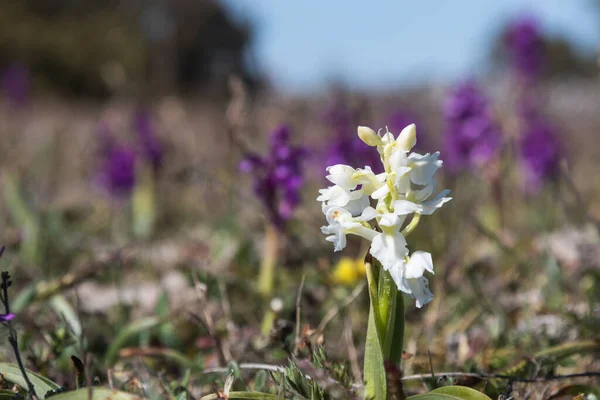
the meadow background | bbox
[0,1,599,399]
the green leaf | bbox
[46,388,142,400]
[3,172,41,266]
[50,295,82,337]
[364,299,386,400]
[11,284,37,313]
[104,317,162,366]
[407,394,461,400]
[431,386,493,400]
[200,392,278,400]
[388,291,405,365]
[0,362,60,395]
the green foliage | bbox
[364,300,387,400]
[407,394,462,400]
[104,317,162,366]
[281,363,326,400]
[0,363,60,396]
[501,340,600,377]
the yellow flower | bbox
[332,257,366,286]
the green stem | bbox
[365,259,382,340]
[258,224,278,336]
[258,224,278,298]
[401,213,421,237]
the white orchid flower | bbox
[321,206,378,251]
[325,164,386,195]
[319,123,451,307]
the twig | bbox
[201,363,285,374]
[343,315,362,386]
[218,280,235,336]
[190,274,231,363]
[293,274,306,356]
[560,163,600,232]
[317,281,366,332]
[401,371,600,383]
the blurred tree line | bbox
[0,0,259,99]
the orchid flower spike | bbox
[318,124,451,307]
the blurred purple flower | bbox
[322,99,381,172]
[504,16,544,81]
[443,81,502,172]
[518,114,562,192]
[0,313,15,322]
[95,124,137,198]
[98,146,137,197]
[1,63,30,106]
[133,108,164,171]
[240,125,306,228]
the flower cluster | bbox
[318,124,451,307]
[443,81,502,172]
[240,125,306,228]
[504,16,544,82]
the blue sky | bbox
[220,0,599,93]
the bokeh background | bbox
[0,0,599,398]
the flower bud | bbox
[397,124,417,151]
[357,126,381,146]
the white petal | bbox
[317,185,351,207]
[388,264,404,291]
[344,190,370,216]
[412,179,437,203]
[321,225,346,252]
[407,277,433,308]
[370,232,408,273]
[326,165,358,189]
[378,212,400,227]
[346,224,378,242]
[405,251,434,279]
[408,152,442,186]
[371,184,390,200]
[359,206,378,221]
[355,167,386,195]
[420,190,452,215]
[392,200,421,215]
